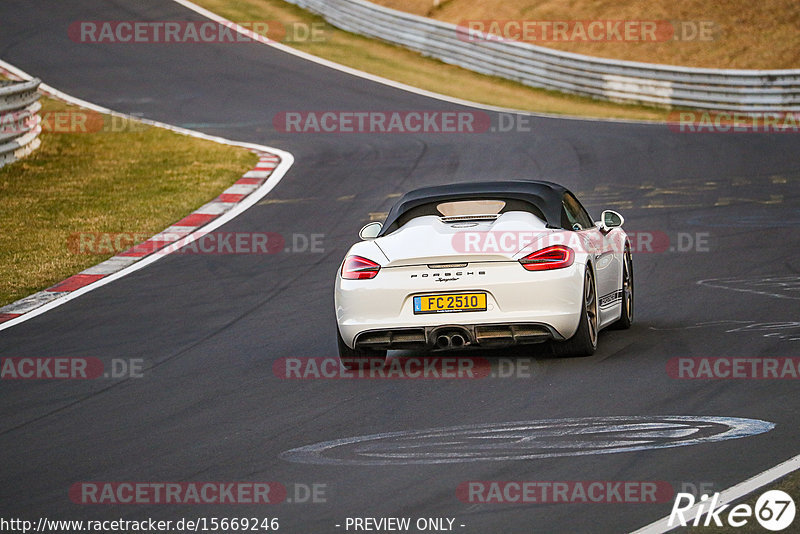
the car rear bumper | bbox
[351,322,564,351]
[335,261,585,349]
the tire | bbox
[337,329,387,370]
[610,246,634,330]
[551,267,598,357]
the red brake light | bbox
[341,256,381,280]
[519,245,574,271]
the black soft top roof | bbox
[378,180,570,236]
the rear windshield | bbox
[436,200,505,217]
[394,198,546,229]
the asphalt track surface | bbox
[1,1,799,532]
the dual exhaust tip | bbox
[435,332,467,349]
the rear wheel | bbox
[551,268,598,357]
[337,329,387,370]
[611,246,634,330]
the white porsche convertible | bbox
[335,180,633,366]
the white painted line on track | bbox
[280,416,775,465]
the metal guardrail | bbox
[286,0,800,111]
[0,78,42,168]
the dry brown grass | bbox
[372,0,800,69]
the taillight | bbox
[341,256,381,279]
[519,245,574,271]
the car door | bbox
[561,193,621,326]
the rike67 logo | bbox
[669,490,795,530]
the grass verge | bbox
[0,96,256,306]
[193,0,669,121]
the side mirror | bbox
[598,210,624,232]
[359,221,382,240]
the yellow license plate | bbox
[413,293,487,314]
